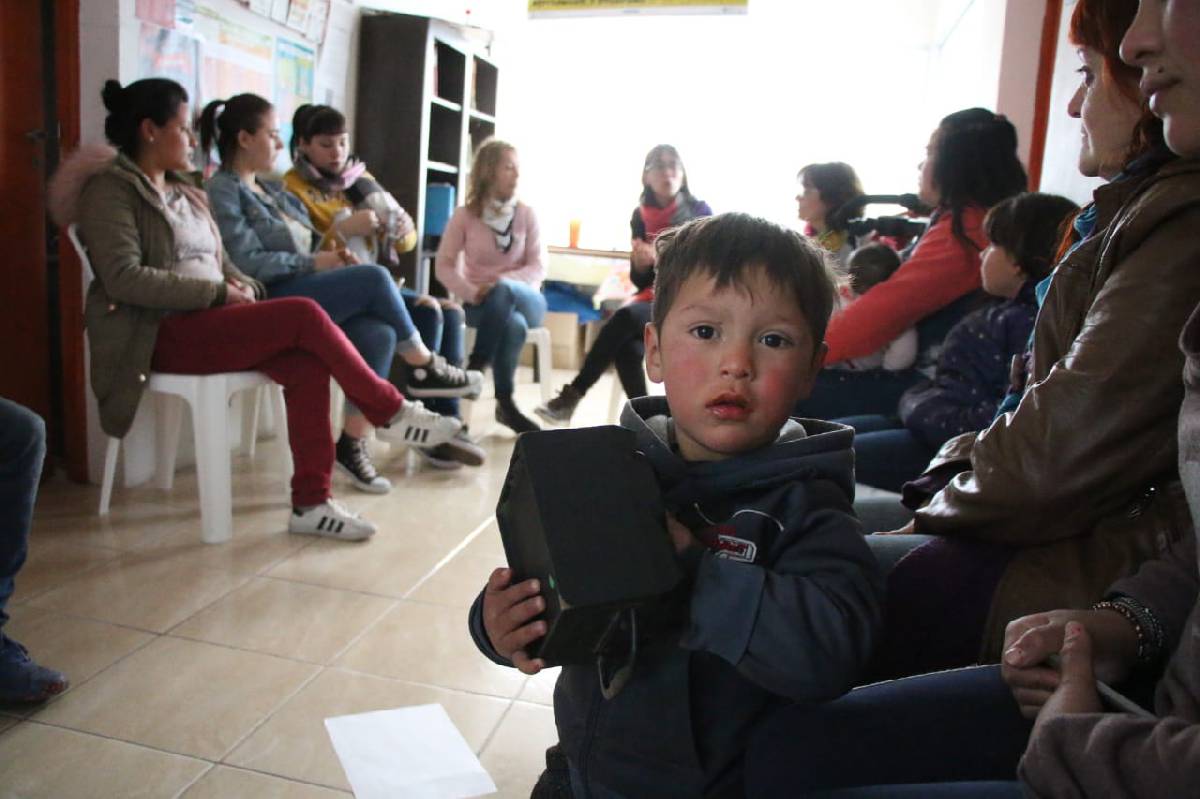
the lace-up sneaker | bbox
[289,499,376,541]
[0,636,68,704]
[404,354,484,399]
[377,400,462,448]
[415,427,486,469]
[335,434,392,494]
[534,384,583,426]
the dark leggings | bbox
[570,302,652,399]
[745,665,1029,797]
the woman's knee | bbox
[485,279,516,309]
[275,295,328,326]
[441,304,464,328]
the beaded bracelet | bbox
[1092,594,1166,667]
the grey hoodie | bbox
[469,397,883,797]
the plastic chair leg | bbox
[192,377,235,544]
[271,384,293,476]
[98,437,120,515]
[155,393,185,491]
[241,386,262,458]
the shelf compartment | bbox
[434,40,466,106]
[472,55,498,116]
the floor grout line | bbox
[402,515,497,600]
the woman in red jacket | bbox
[795,108,1027,419]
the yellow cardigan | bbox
[283,168,417,254]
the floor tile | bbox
[27,549,250,633]
[0,715,17,734]
[335,600,527,697]
[479,702,560,799]
[35,636,317,760]
[182,765,351,798]
[0,606,153,712]
[406,553,499,608]
[9,540,122,603]
[0,722,208,798]
[173,578,395,664]
[226,668,509,791]
[517,666,560,706]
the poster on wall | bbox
[528,0,747,16]
[274,37,315,167]
[136,0,175,28]
[248,0,272,13]
[286,0,310,31]
[270,0,290,23]
[202,15,274,104]
[138,23,202,105]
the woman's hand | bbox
[631,239,656,270]
[1034,622,1102,731]
[337,209,380,238]
[1001,609,1138,719]
[481,567,546,675]
[314,251,346,271]
[223,279,256,305]
[473,282,496,305]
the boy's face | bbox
[645,267,826,462]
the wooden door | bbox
[0,0,51,421]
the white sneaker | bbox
[377,400,462,448]
[289,499,376,541]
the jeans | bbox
[744,666,1029,797]
[464,278,547,398]
[571,302,652,399]
[403,289,465,418]
[152,298,403,506]
[794,368,924,420]
[838,414,937,493]
[0,399,44,631]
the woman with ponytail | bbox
[201,94,484,483]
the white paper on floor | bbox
[324,703,497,798]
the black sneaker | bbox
[495,396,540,435]
[335,434,392,494]
[535,384,583,426]
[404,354,483,399]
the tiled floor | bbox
[1,368,632,798]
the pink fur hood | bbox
[48,143,119,228]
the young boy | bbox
[468,213,884,798]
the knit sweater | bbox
[434,204,546,300]
[824,207,987,365]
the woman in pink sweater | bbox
[436,139,546,434]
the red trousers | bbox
[152,297,403,506]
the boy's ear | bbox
[643,322,665,384]
[796,341,828,399]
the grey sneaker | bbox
[377,400,462,448]
[495,396,540,435]
[405,354,484,399]
[335,434,392,494]
[289,499,376,541]
[534,384,583,426]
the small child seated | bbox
[830,243,917,371]
[468,213,884,797]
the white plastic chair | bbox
[459,325,554,426]
[69,224,287,544]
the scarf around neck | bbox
[293,152,367,194]
[482,197,517,253]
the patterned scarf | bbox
[293,152,368,194]
[482,197,517,253]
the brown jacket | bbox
[1019,301,1200,797]
[49,146,261,438]
[913,157,1200,658]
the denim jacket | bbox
[205,169,320,284]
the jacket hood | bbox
[48,144,120,227]
[620,395,856,510]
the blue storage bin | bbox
[425,183,456,236]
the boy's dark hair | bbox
[652,213,837,346]
[101,78,189,158]
[984,192,1080,282]
[846,243,901,295]
[199,93,274,166]
[289,103,347,159]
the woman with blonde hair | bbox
[436,139,547,434]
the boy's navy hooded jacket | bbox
[469,397,884,797]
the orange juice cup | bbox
[569,219,582,249]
